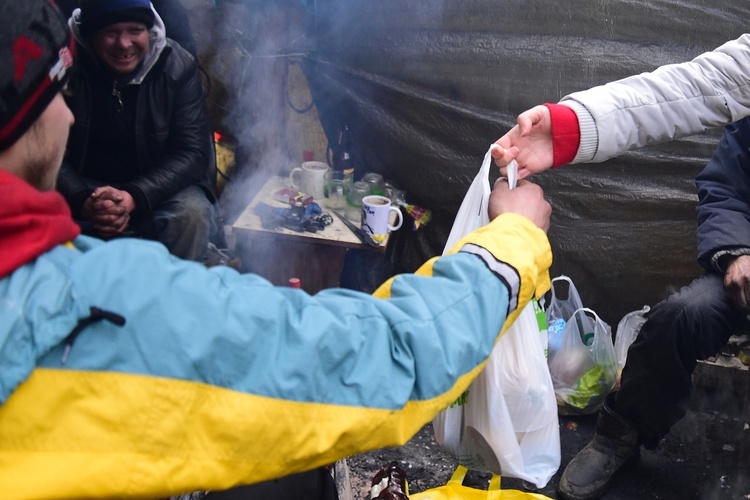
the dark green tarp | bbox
[216,0,748,328]
[301,1,748,327]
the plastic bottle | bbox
[548,317,566,355]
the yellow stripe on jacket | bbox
[0,365,486,499]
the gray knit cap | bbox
[0,0,74,151]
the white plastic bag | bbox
[433,302,560,488]
[443,150,492,251]
[432,149,559,488]
[613,305,650,387]
[547,307,617,415]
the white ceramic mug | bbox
[289,161,329,200]
[361,195,403,244]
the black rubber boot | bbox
[557,394,641,500]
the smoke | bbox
[203,1,449,281]
[207,0,451,229]
[208,3,300,221]
[198,1,321,277]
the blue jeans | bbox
[615,272,748,448]
[80,185,217,262]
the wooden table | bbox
[231,175,390,293]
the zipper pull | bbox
[112,81,123,112]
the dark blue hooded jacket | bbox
[696,117,750,271]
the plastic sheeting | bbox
[302,0,749,325]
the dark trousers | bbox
[615,272,748,448]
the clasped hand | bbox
[81,186,135,237]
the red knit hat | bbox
[0,0,74,151]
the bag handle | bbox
[488,474,501,496]
[470,148,492,222]
[447,465,469,485]
[447,466,502,499]
[569,307,603,346]
[442,148,493,253]
[571,307,599,320]
[549,275,581,304]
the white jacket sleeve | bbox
[561,33,750,164]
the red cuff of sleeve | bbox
[544,103,580,168]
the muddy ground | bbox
[345,379,750,500]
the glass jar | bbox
[325,170,350,210]
[362,172,386,196]
[346,181,371,222]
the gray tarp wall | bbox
[296,0,748,327]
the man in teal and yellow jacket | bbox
[0,1,552,498]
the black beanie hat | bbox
[79,0,156,39]
[0,0,75,151]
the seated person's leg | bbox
[616,272,748,447]
[145,185,216,261]
[557,273,750,499]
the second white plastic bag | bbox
[547,307,618,414]
[613,305,650,388]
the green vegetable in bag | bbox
[565,363,618,410]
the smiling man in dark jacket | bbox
[57,0,216,261]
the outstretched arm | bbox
[1,180,552,498]
[492,34,750,175]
